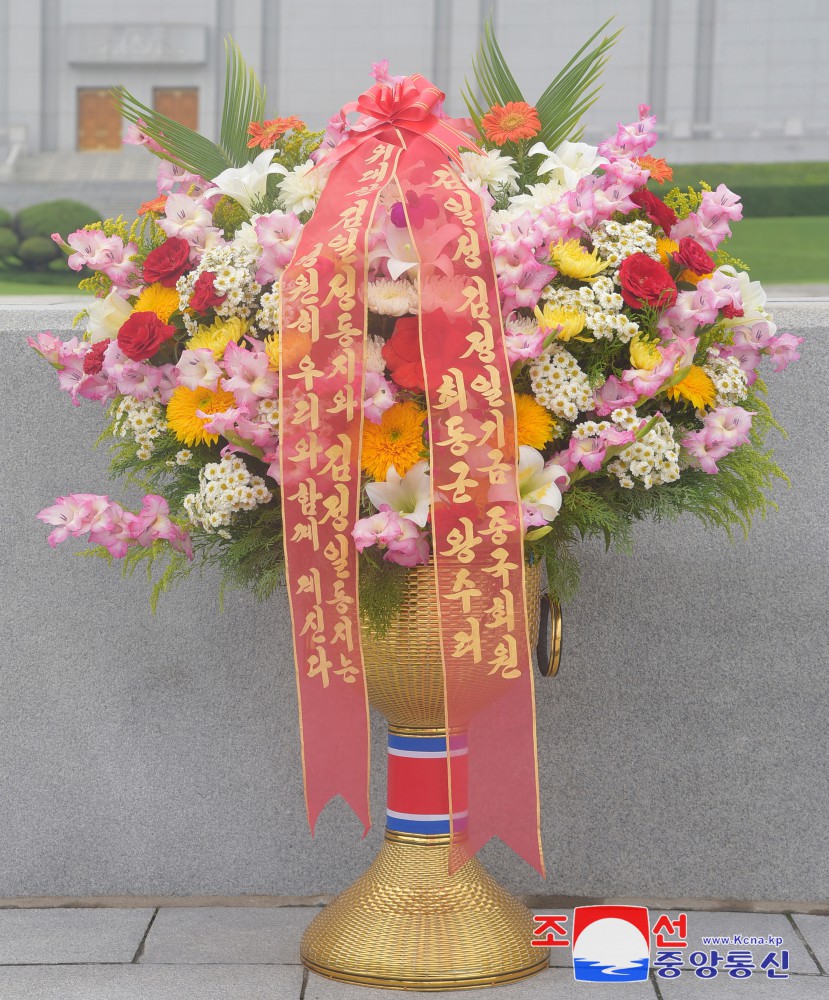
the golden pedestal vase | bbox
[300,561,555,991]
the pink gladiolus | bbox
[159,194,214,246]
[621,354,676,398]
[720,344,762,385]
[699,184,743,224]
[65,229,119,272]
[384,518,430,567]
[222,343,278,406]
[363,371,397,423]
[733,321,775,351]
[703,405,754,448]
[352,508,403,551]
[156,160,206,196]
[123,120,163,154]
[115,362,163,400]
[504,327,545,364]
[175,348,223,391]
[593,375,639,416]
[88,501,135,558]
[254,211,303,284]
[664,285,721,337]
[27,331,64,365]
[766,332,803,373]
[37,494,108,547]
[681,429,729,474]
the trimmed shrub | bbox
[15,199,101,240]
[0,208,12,228]
[0,226,19,259]
[18,235,60,269]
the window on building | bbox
[77,89,122,151]
[153,88,199,130]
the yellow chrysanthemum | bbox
[629,334,662,371]
[166,384,237,447]
[549,239,608,281]
[361,401,426,480]
[264,334,279,371]
[186,316,248,359]
[667,364,716,409]
[515,394,557,449]
[133,282,179,322]
[534,302,586,342]
[656,237,679,269]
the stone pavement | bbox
[0,904,825,998]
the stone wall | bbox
[0,300,826,903]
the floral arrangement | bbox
[30,30,801,622]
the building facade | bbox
[0,0,827,212]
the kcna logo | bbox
[571,905,651,983]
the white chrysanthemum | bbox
[279,160,330,215]
[114,397,166,459]
[460,149,519,194]
[183,455,273,533]
[608,414,680,489]
[366,335,386,374]
[529,347,593,422]
[703,349,749,407]
[367,278,414,317]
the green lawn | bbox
[0,279,88,295]
[723,216,829,284]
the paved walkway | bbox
[0,904,826,997]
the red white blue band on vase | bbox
[386,732,468,835]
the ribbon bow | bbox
[279,74,545,877]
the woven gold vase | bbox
[300,562,550,991]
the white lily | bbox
[518,446,568,522]
[365,461,431,527]
[85,289,132,343]
[528,139,609,190]
[212,150,288,214]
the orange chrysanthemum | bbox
[247,116,306,149]
[481,102,541,145]
[636,156,673,184]
[166,384,237,447]
[361,401,427,481]
[137,194,168,216]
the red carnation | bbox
[722,303,745,319]
[618,253,677,311]
[82,338,111,375]
[142,237,191,287]
[382,317,424,392]
[117,311,176,361]
[630,189,678,235]
[673,237,715,275]
[188,271,226,313]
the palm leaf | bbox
[463,18,525,130]
[464,17,619,149]
[534,20,621,149]
[219,37,267,167]
[111,37,267,180]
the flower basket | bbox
[29,23,800,992]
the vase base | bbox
[300,832,550,992]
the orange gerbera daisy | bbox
[137,194,168,216]
[636,156,673,184]
[247,116,306,149]
[481,102,541,145]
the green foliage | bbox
[212,195,250,239]
[358,557,409,636]
[464,17,619,151]
[0,226,19,258]
[18,235,59,268]
[210,503,285,603]
[15,199,100,240]
[0,207,11,227]
[113,38,266,179]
